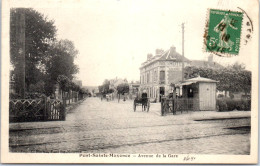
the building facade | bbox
[139,46,190,102]
[129,82,140,99]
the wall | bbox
[199,82,216,111]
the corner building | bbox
[139,46,190,102]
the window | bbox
[159,70,165,84]
[154,70,157,82]
[150,71,152,83]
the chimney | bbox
[170,46,176,53]
[155,49,164,56]
[208,54,213,63]
[147,53,153,60]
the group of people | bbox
[100,93,113,101]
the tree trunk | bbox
[26,81,30,92]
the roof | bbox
[140,47,190,68]
[130,83,140,87]
[176,76,218,87]
[185,76,218,83]
[179,81,194,86]
[190,60,223,68]
[158,49,190,62]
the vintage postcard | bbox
[1,0,259,164]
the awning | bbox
[176,81,194,87]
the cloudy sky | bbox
[9,0,257,86]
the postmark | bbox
[204,9,243,56]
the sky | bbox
[9,0,257,86]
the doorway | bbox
[159,87,165,102]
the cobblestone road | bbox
[9,97,250,154]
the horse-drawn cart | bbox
[133,96,150,112]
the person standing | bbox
[172,85,177,115]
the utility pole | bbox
[181,23,185,82]
[16,9,26,98]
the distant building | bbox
[83,86,99,94]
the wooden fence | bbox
[9,98,65,122]
[59,90,84,105]
[161,97,199,116]
[45,99,65,121]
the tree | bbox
[57,75,71,92]
[117,83,129,101]
[101,80,110,94]
[184,64,251,96]
[46,40,79,79]
[98,85,104,95]
[44,40,79,95]
[10,8,57,92]
[108,89,114,94]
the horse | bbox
[142,97,148,112]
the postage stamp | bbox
[205,9,243,56]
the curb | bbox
[66,98,86,113]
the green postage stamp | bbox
[205,9,243,56]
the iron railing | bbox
[161,97,199,116]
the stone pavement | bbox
[9,97,250,154]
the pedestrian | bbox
[169,84,177,115]
[172,87,177,115]
[161,97,165,116]
[141,90,148,111]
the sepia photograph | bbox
[1,0,258,164]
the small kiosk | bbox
[177,76,218,111]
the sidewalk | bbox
[9,99,251,131]
[148,102,251,120]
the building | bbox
[177,76,218,111]
[139,46,223,102]
[139,46,190,102]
